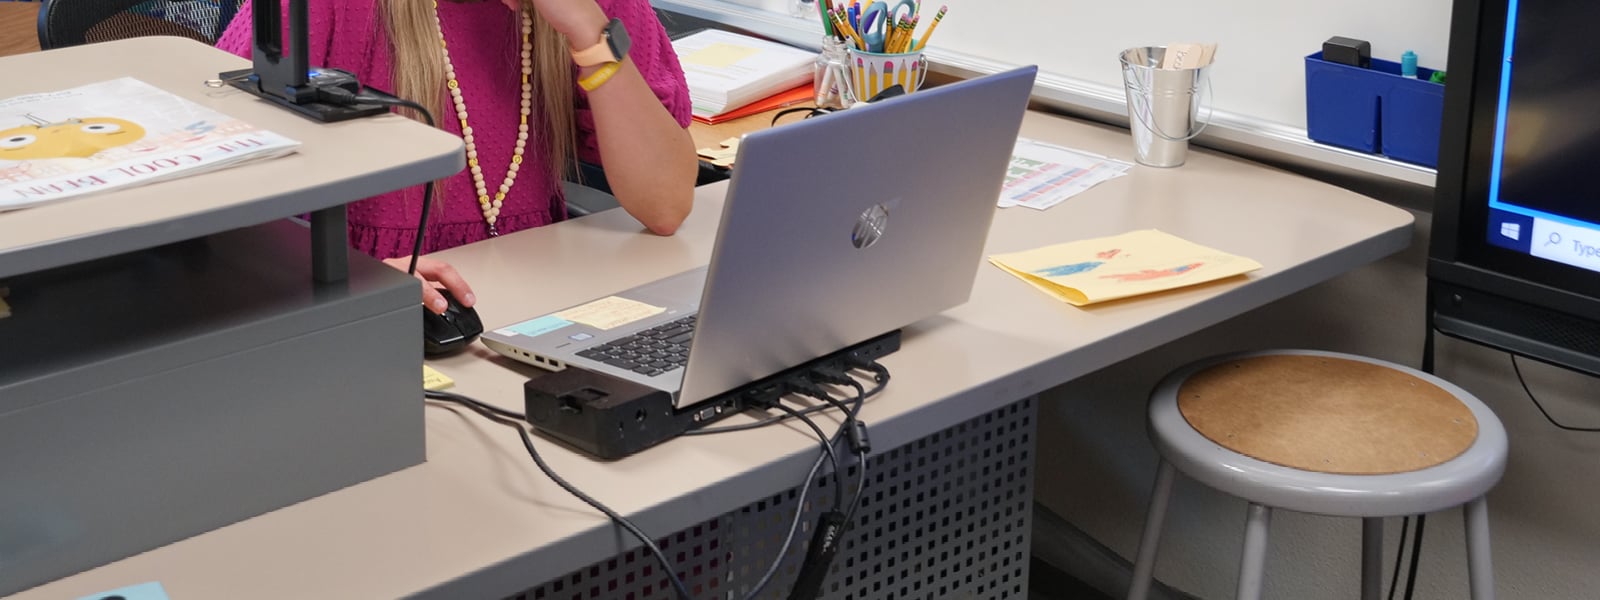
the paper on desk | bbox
[999,138,1132,210]
[555,296,666,330]
[988,230,1262,306]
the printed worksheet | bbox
[998,138,1132,210]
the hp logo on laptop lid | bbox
[852,199,898,249]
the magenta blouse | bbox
[217,0,692,258]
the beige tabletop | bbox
[9,110,1413,599]
[0,37,465,278]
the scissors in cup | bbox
[859,0,917,53]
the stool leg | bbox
[1362,518,1383,600]
[1236,503,1272,600]
[1127,460,1176,600]
[1465,497,1495,600]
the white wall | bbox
[1035,210,1600,598]
[694,0,1454,128]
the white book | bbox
[0,77,300,211]
[672,29,815,118]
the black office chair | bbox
[37,0,241,50]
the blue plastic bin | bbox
[1305,51,1444,167]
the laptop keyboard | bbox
[574,315,696,377]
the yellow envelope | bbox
[988,229,1262,306]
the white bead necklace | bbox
[434,1,534,235]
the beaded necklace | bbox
[434,0,534,235]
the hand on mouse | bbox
[383,256,476,315]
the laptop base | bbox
[524,330,902,460]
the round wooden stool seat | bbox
[1176,354,1478,475]
[1129,350,1508,600]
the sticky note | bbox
[555,296,666,330]
[499,314,574,337]
[423,365,454,391]
[77,581,170,600]
[682,43,760,69]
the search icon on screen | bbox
[1547,232,1563,246]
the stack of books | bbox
[672,29,815,122]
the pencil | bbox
[914,5,946,51]
[820,0,833,37]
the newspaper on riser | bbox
[0,77,300,211]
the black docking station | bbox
[524,330,901,460]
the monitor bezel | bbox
[1429,0,1600,318]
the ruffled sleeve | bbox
[574,0,693,164]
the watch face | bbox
[606,18,631,61]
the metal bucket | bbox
[1119,46,1212,168]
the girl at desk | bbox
[218,0,698,314]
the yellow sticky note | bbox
[556,296,666,330]
[423,365,455,391]
[683,43,760,69]
[988,229,1262,306]
[696,137,741,168]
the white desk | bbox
[8,108,1412,599]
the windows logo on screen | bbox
[1500,221,1522,241]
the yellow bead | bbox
[467,158,478,168]
[511,155,523,164]
[446,80,458,90]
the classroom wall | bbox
[695,0,1454,128]
[1033,203,1600,598]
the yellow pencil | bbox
[914,5,946,51]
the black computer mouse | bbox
[422,288,483,357]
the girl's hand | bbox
[515,0,610,49]
[382,256,476,315]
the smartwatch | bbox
[571,18,631,67]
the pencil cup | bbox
[847,48,928,103]
[1119,46,1213,168]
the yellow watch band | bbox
[578,61,621,92]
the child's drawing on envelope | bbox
[988,230,1262,306]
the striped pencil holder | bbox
[847,48,928,102]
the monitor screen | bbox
[1481,0,1600,276]
[1429,0,1600,376]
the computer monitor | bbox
[1429,0,1600,375]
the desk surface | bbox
[0,3,38,59]
[10,108,1413,599]
[0,37,464,278]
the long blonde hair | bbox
[381,0,577,183]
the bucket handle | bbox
[1126,68,1214,142]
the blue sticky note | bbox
[505,315,573,337]
[77,581,169,600]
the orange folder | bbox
[692,85,814,126]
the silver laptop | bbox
[483,66,1037,408]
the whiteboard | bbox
[712,0,1453,128]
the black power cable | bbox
[424,391,693,599]
[1511,354,1600,432]
[424,388,843,600]
[1403,514,1426,600]
[1387,516,1410,600]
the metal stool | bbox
[1127,350,1507,600]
